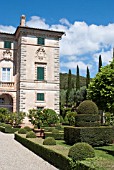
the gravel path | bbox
[0,132,58,170]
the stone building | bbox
[0,15,64,114]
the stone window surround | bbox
[35,62,47,82]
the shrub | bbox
[26,131,36,138]
[24,126,32,132]
[64,126,114,146]
[52,129,59,134]
[43,137,56,145]
[77,100,98,114]
[18,128,27,134]
[5,124,12,133]
[44,132,64,140]
[68,142,95,161]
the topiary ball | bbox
[43,137,56,145]
[26,131,36,138]
[18,128,27,134]
[68,142,95,161]
[77,100,98,114]
[24,126,32,132]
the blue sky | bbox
[0,0,114,77]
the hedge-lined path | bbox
[0,132,58,170]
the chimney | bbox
[20,15,26,26]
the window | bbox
[37,93,44,101]
[37,37,45,45]
[4,41,11,49]
[0,98,4,104]
[2,68,11,82]
[37,67,44,81]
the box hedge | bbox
[64,126,114,146]
[14,133,95,170]
[44,132,64,140]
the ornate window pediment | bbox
[2,50,13,61]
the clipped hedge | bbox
[0,124,19,133]
[68,142,95,161]
[43,137,56,145]
[64,126,114,146]
[18,128,27,134]
[45,132,64,140]
[75,114,100,127]
[26,131,36,138]
[14,133,95,170]
[77,100,98,114]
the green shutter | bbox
[37,37,45,45]
[4,41,11,48]
[37,67,44,81]
[37,93,44,101]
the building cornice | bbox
[15,26,64,39]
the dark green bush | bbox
[26,131,36,138]
[68,142,95,161]
[77,100,98,114]
[64,126,114,146]
[43,137,56,145]
[24,126,32,132]
[75,114,100,127]
[18,128,27,134]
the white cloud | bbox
[26,16,49,29]
[61,61,92,72]
[0,25,16,33]
[93,49,113,65]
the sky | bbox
[0,0,114,77]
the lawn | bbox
[17,134,114,170]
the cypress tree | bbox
[98,55,102,72]
[66,69,72,105]
[76,65,80,91]
[86,66,90,88]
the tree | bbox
[98,55,102,72]
[86,66,90,88]
[66,69,72,105]
[87,60,114,112]
[76,65,80,91]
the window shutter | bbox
[37,67,44,81]
[4,41,11,48]
[37,37,45,45]
[37,93,44,101]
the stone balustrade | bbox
[0,82,15,88]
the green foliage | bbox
[76,65,80,91]
[24,126,32,132]
[66,69,72,105]
[98,55,102,72]
[0,108,25,126]
[77,100,98,114]
[28,108,58,128]
[87,61,114,112]
[65,111,77,126]
[26,131,36,138]
[64,126,114,146]
[18,128,27,134]
[104,112,114,126]
[75,114,100,127]
[86,66,90,88]
[43,137,56,145]
[68,142,95,161]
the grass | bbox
[18,133,114,170]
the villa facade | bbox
[0,15,64,114]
